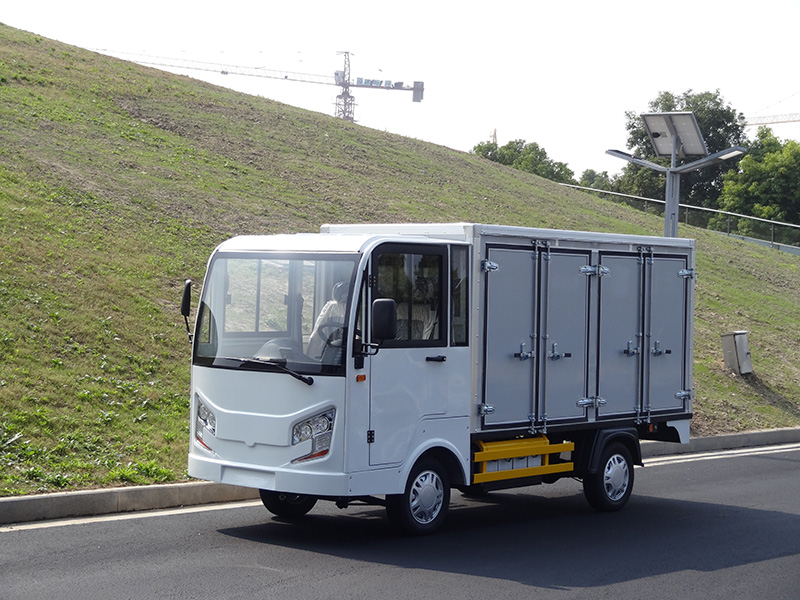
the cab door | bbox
[365,244,460,467]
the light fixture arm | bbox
[605,149,667,172]
[672,146,748,174]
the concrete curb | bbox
[3,427,799,526]
[0,481,259,526]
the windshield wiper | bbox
[220,357,314,386]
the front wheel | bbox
[386,458,450,535]
[259,490,317,519]
[583,442,634,511]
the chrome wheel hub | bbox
[603,453,630,501]
[409,469,444,524]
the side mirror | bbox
[181,279,193,341]
[181,279,192,317]
[372,298,397,343]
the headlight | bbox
[292,409,335,463]
[195,395,217,451]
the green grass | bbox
[1,24,800,496]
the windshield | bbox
[193,252,358,376]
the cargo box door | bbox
[596,254,643,419]
[537,250,591,423]
[646,256,691,413]
[482,247,536,427]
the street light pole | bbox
[664,134,681,237]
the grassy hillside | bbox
[1,25,799,496]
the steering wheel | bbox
[316,323,343,347]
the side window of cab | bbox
[373,244,445,347]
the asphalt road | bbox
[2,443,799,600]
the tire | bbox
[583,442,634,512]
[259,490,317,519]
[386,458,450,535]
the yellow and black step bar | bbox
[472,436,574,484]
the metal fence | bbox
[560,184,800,255]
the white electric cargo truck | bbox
[182,223,694,534]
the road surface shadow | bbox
[219,488,800,590]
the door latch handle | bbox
[547,343,570,360]
[652,341,671,356]
[513,343,534,361]
[623,341,639,356]
[426,355,447,362]
[577,396,607,408]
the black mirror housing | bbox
[181,279,192,317]
[181,279,193,342]
[372,298,397,342]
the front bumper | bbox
[188,453,352,496]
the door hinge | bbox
[678,268,696,279]
[577,396,607,409]
[367,430,375,443]
[675,390,693,401]
[579,265,610,277]
[478,404,495,416]
[481,259,499,273]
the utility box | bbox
[721,331,752,375]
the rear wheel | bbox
[259,490,317,518]
[386,458,450,535]
[583,442,634,511]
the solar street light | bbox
[607,112,747,237]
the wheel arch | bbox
[397,437,468,491]
[395,419,471,491]
[416,445,468,487]
[573,427,642,477]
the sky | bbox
[4,1,800,178]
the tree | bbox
[713,128,800,244]
[472,139,575,184]
[579,169,613,191]
[614,90,747,210]
[472,140,499,163]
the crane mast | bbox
[334,52,355,122]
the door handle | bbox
[623,341,639,356]
[547,343,571,360]
[652,341,671,356]
[513,343,534,361]
[426,355,447,362]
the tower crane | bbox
[104,50,423,123]
[333,51,423,121]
